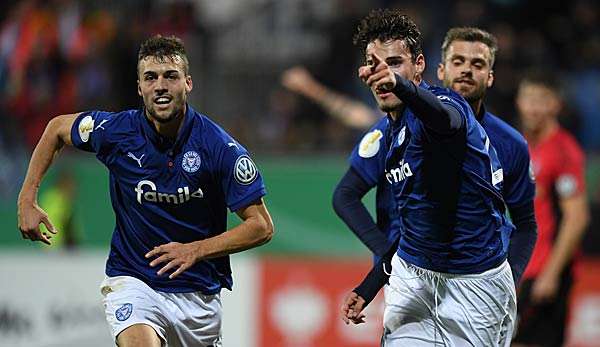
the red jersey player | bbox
[513,72,590,347]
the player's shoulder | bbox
[189,107,244,151]
[426,83,466,104]
[81,109,141,135]
[354,116,389,158]
[554,127,585,158]
[484,111,529,149]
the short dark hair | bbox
[137,35,189,75]
[441,27,498,68]
[353,9,423,63]
[519,69,563,97]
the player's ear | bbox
[487,70,494,88]
[414,54,425,77]
[185,75,193,93]
[137,81,142,97]
[437,63,445,82]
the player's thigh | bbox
[165,292,223,346]
[101,276,169,344]
[117,323,162,347]
[440,262,516,345]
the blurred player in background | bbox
[281,66,381,129]
[340,9,517,346]
[512,72,589,347]
[17,35,274,347]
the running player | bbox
[17,35,274,347]
[340,10,516,346]
[512,72,589,347]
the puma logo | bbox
[127,152,145,168]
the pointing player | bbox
[512,72,589,347]
[340,10,517,345]
[17,35,274,347]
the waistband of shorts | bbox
[393,254,510,280]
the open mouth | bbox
[154,96,172,105]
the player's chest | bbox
[110,142,215,196]
[385,122,422,184]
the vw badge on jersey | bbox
[182,151,201,173]
[115,303,133,321]
[234,155,258,185]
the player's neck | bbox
[527,119,559,145]
[146,106,186,140]
[389,104,407,121]
[469,99,484,120]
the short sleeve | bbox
[70,111,116,160]
[555,139,586,198]
[217,141,266,212]
[504,142,536,208]
[349,122,387,187]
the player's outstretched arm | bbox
[359,53,463,135]
[146,199,274,279]
[17,113,80,244]
[282,66,377,130]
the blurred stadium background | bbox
[0,0,599,346]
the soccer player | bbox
[437,27,537,286]
[339,10,516,345]
[17,35,274,347]
[512,72,589,347]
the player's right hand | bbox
[358,52,396,92]
[341,291,367,325]
[281,66,317,95]
[17,202,56,245]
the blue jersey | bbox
[349,116,401,263]
[70,105,266,294]
[479,108,535,209]
[386,84,513,274]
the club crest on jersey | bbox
[358,129,383,158]
[115,303,132,321]
[78,115,94,142]
[182,151,201,173]
[234,155,258,185]
[397,126,406,146]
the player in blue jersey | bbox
[334,28,537,280]
[339,10,517,346]
[436,27,537,287]
[17,35,274,347]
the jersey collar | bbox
[141,103,195,153]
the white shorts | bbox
[100,276,222,347]
[382,254,516,347]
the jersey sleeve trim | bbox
[228,187,267,212]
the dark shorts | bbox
[513,270,572,347]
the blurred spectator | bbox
[39,168,80,250]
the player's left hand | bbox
[358,52,396,92]
[146,242,202,279]
[341,291,367,325]
[530,270,559,304]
